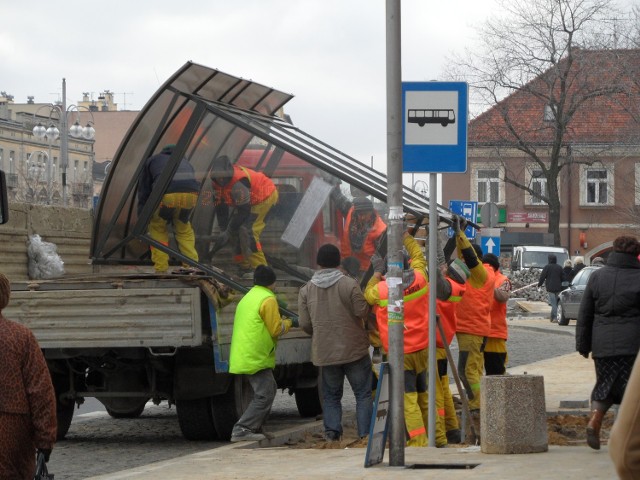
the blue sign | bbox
[402,81,468,173]
[481,236,501,255]
[448,200,477,239]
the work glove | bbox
[371,253,385,274]
[453,215,462,235]
[38,448,51,462]
[158,205,174,222]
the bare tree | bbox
[447,0,640,245]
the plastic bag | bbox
[27,234,65,280]
[34,451,54,479]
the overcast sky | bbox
[1,0,633,190]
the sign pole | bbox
[385,0,405,466]
[427,173,438,446]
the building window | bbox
[9,151,15,174]
[0,148,3,171]
[526,166,549,205]
[580,165,613,206]
[472,163,503,204]
[543,104,555,122]
[74,160,79,182]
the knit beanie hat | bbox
[353,197,374,213]
[254,265,276,287]
[0,273,10,311]
[317,244,341,268]
[448,258,470,285]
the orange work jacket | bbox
[213,166,276,206]
[488,270,510,340]
[434,278,466,348]
[455,262,495,337]
[341,209,386,271]
[375,271,429,354]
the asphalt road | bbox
[47,325,576,480]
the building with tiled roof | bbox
[442,48,640,262]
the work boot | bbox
[586,409,605,450]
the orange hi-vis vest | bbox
[489,270,510,340]
[374,271,429,354]
[341,209,387,271]
[213,166,276,206]
[434,278,466,348]
[455,262,495,337]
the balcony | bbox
[72,182,93,195]
[6,173,18,188]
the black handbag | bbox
[34,451,54,480]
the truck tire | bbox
[56,399,75,440]
[176,397,217,440]
[210,376,253,441]
[294,386,323,418]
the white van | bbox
[511,245,570,271]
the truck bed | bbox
[6,276,203,349]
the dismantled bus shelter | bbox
[91,61,455,289]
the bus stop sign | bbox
[402,82,468,173]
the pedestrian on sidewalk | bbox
[298,244,372,441]
[576,235,640,451]
[562,259,573,286]
[0,272,57,478]
[609,353,640,479]
[537,254,564,323]
[228,265,292,442]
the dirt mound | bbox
[284,413,614,449]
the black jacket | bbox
[538,262,564,294]
[576,252,640,358]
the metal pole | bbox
[60,78,68,207]
[427,173,438,446]
[386,0,404,466]
[47,143,52,204]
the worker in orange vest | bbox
[364,231,451,446]
[482,253,511,375]
[209,155,278,273]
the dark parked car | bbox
[557,265,602,326]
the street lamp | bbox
[32,78,96,206]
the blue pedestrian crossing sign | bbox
[481,236,501,255]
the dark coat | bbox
[538,262,564,293]
[562,266,573,285]
[576,252,640,358]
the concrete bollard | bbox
[480,374,548,454]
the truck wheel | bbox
[210,376,253,441]
[176,398,217,440]
[106,402,147,419]
[295,385,323,418]
[50,373,75,440]
[56,399,75,440]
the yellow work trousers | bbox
[456,333,485,411]
[423,348,459,447]
[484,337,508,375]
[236,190,278,269]
[404,349,428,447]
[148,192,199,272]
